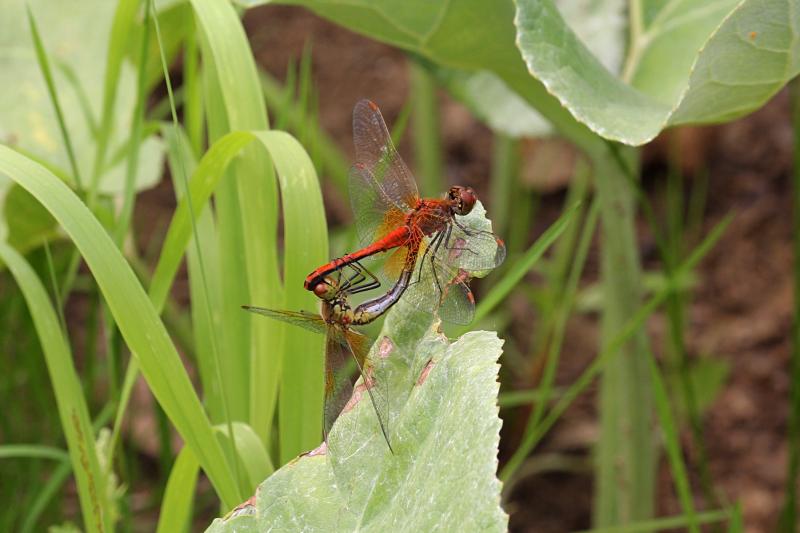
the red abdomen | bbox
[304,226,412,290]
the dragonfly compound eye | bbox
[313,282,334,300]
[454,186,477,216]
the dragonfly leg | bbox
[415,230,439,287]
[451,219,499,258]
[346,261,382,295]
[430,225,451,296]
[338,263,367,293]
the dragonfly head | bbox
[448,186,477,216]
[312,277,339,301]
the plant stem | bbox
[411,62,444,197]
[779,76,800,532]
[593,145,655,525]
[489,133,518,238]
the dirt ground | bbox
[198,6,796,531]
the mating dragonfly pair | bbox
[244,100,505,452]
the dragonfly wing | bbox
[323,330,355,441]
[437,221,507,273]
[242,306,327,335]
[350,163,409,248]
[351,99,419,210]
[401,254,476,325]
[325,328,392,451]
[344,331,392,451]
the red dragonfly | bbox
[305,100,505,324]
[244,263,399,452]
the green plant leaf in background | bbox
[431,0,627,139]
[0,0,163,193]
[1,0,164,260]
[239,0,601,152]
[515,0,800,144]
[206,294,508,532]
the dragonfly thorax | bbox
[321,297,355,326]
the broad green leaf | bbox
[515,0,800,144]
[433,0,625,139]
[245,0,602,152]
[560,0,626,75]
[251,0,800,147]
[3,184,58,252]
[206,296,508,532]
[0,0,163,193]
[435,68,552,138]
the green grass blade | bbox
[190,0,280,443]
[525,198,597,439]
[0,242,111,532]
[113,0,151,244]
[18,406,115,533]
[575,507,733,533]
[88,0,138,199]
[0,445,69,462]
[25,6,83,189]
[215,423,274,491]
[501,214,732,483]
[156,446,200,533]
[162,125,224,420]
[149,129,328,460]
[0,146,241,508]
[646,351,698,532]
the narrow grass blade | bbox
[149,130,328,460]
[0,146,240,507]
[25,6,83,189]
[162,125,224,420]
[525,198,597,440]
[646,351,698,532]
[156,446,200,533]
[113,0,151,244]
[501,214,732,483]
[0,242,111,532]
[0,445,69,462]
[575,507,733,533]
[190,0,281,446]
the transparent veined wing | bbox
[436,218,506,273]
[326,327,393,452]
[401,252,476,326]
[242,306,327,335]
[349,162,409,248]
[351,99,419,212]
